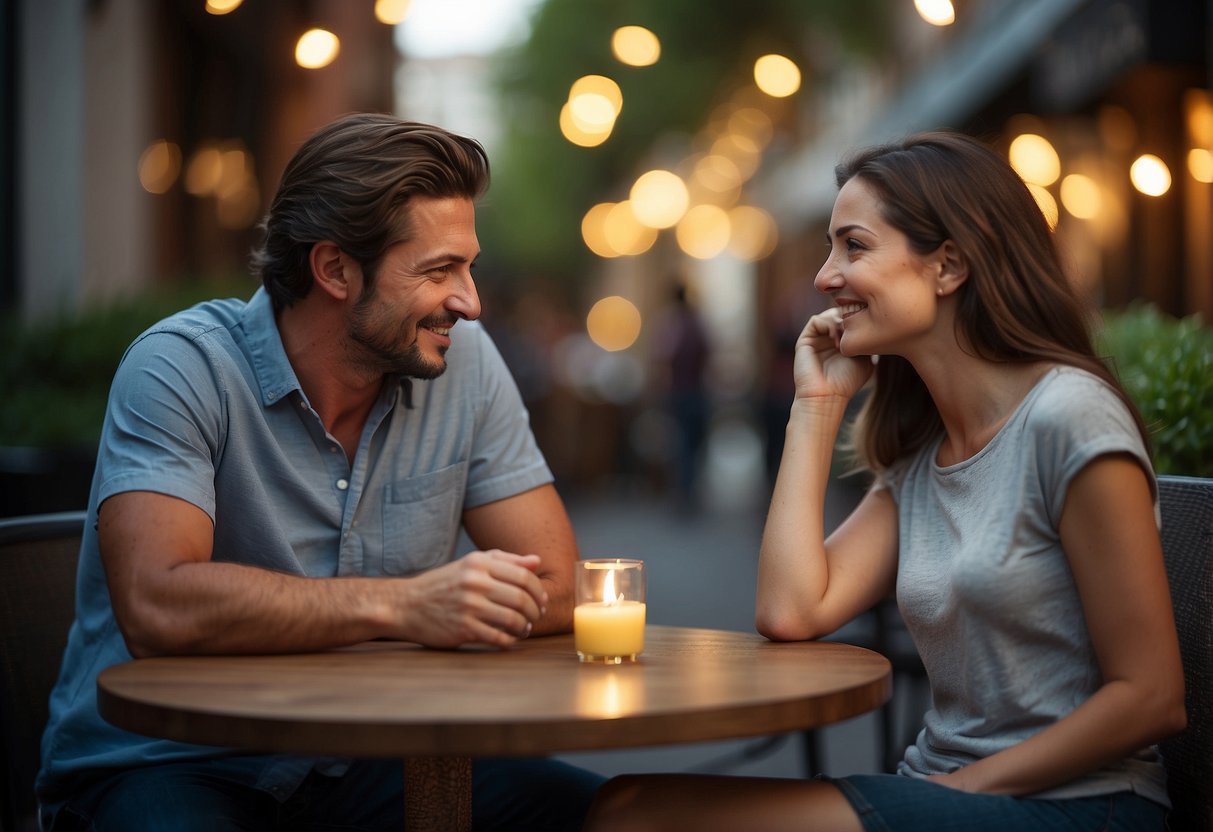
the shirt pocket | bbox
[381,461,468,576]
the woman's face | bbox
[814,177,946,358]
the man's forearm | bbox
[115,561,400,657]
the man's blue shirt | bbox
[37,287,552,806]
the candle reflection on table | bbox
[575,667,645,718]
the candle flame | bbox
[604,566,619,604]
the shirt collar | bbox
[241,287,303,408]
[240,287,416,410]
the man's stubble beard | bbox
[347,283,448,381]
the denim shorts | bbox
[829,773,1168,832]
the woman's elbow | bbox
[755,605,829,642]
[1158,686,1188,740]
[1138,672,1188,743]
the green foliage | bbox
[0,278,256,448]
[1098,303,1213,477]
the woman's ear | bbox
[935,240,968,297]
[309,241,357,301]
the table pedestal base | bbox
[405,755,472,832]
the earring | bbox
[936,288,944,296]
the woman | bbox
[584,132,1186,831]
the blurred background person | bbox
[650,281,711,513]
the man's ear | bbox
[935,240,968,297]
[309,241,357,301]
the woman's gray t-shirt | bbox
[886,366,1168,805]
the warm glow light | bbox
[295,29,340,69]
[569,92,617,132]
[374,0,412,25]
[914,0,955,25]
[581,202,618,257]
[563,76,622,143]
[603,201,658,256]
[727,107,773,148]
[1026,183,1059,229]
[1187,92,1213,147]
[603,568,618,603]
[587,296,642,352]
[560,103,612,147]
[569,75,623,112]
[214,149,248,197]
[1009,134,1060,186]
[1187,148,1213,184]
[575,666,639,718]
[753,54,801,98]
[1060,174,1101,219]
[676,204,731,259]
[611,25,660,67]
[1130,154,1172,196]
[205,0,243,15]
[711,133,762,181]
[693,154,743,193]
[138,140,182,194]
[630,169,689,229]
[727,205,778,261]
[185,146,223,195]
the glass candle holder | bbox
[574,559,646,663]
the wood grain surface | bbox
[97,626,891,758]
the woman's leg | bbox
[584,773,863,832]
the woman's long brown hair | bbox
[836,131,1150,472]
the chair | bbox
[1157,475,1213,832]
[0,511,85,832]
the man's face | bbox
[347,197,481,379]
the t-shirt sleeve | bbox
[462,324,553,507]
[95,329,224,520]
[1029,370,1155,528]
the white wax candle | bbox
[574,600,646,658]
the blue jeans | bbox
[831,774,1168,832]
[46,756,604,831]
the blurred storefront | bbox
[3,1,1209,504]
[5,0,397,324]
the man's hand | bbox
[401,549,549,649]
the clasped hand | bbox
[409,549,548,649]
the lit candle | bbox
[574,559,646,663]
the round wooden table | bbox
[98,625,890,830]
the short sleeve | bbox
[96,329,225,519]
[462,324,553,507]
[1028,369,1155,527]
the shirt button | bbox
[336,478,349,491]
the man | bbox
[37,113,602,830]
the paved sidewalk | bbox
[553,489,888,780]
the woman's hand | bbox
[794,308,874,402]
